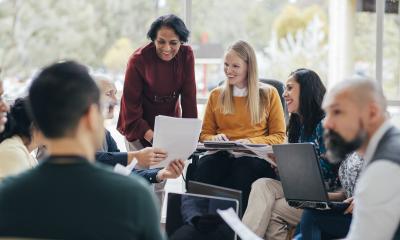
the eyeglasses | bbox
[153,91,177,103]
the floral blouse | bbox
[298,121,341,191]
[338,152,363,197]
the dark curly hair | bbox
[287,68,326,143]
[147,14,190,43]
[0,97,34,143]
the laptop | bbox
[187,181,243,217]
[272,143,349,211]
[166,192,239,240]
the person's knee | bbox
[251,178,278,192]
[251,178,269,189]
[254,178,279,189]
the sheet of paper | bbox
[217,208,262,240]
[151,115,202,168]
[235,143,276,167]
[126,159,137,170]
[113,163,132,176]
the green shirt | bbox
[0,155,165,240]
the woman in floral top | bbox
[242,68,339,240]
[299,152,363,240]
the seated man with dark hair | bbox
[0,61,165,239]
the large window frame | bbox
[182,0,400,107]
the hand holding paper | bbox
[151,115,202,169]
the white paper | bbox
[217,208,262,240]
[236,143,276,167]
[126,159,137,170]
[113,163,132,176]
[151,115,202,168]
[113,158,137,176]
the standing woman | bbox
[194,40,286,211]
[118,14,197,155]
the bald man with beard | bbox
[322,77,400,240]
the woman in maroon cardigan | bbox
[117,14,198,155]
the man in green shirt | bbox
[0,61,165,239]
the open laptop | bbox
[272,143,349,211]
[166,192,239,240]
[187,181,243,217]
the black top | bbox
[0,155,165,240]
[96,130,161,183]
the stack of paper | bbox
[236,143,276,167]
[151,115,202,169]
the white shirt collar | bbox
[363,120,393,166]
[233,86,248,97]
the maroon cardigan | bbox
[117,42,198,142]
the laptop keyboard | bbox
[288,200,328,209]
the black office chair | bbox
[185,79,288,187]
[259,78,288,123]
[165,193,184,237]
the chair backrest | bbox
[217,79,289,123]
[259,78,289,123]
[165,193,183,236]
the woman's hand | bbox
[156,159,185,181]
[133,147,167,167]
[267,153,279,175]
[212,134,229,141]
[327,191,346,201]
[344,197,354,214]
[267,153,277,164]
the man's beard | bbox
[324,126,367,164]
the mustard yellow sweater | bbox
[200,85,286,144]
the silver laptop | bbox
[187,181,243,217]
[272,143,349,211]
[166,192,239,240]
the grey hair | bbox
[329,76,387,110]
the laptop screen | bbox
[166,192,238,240]
[187,181,243,217]
[272,143,329,202]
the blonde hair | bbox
[219,40,269,124]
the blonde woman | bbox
[193,40,286,211]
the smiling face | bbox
[322,90,369,162]
[154,26,181,61]
[224,50,248,88]
[283,76,300,114]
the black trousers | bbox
[193,151,276,212]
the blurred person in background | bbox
[0,68,9,133]
[0,97,43,181]
[95,74,184,184]
[0,61,165,239]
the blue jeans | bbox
[300,209,352,240]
